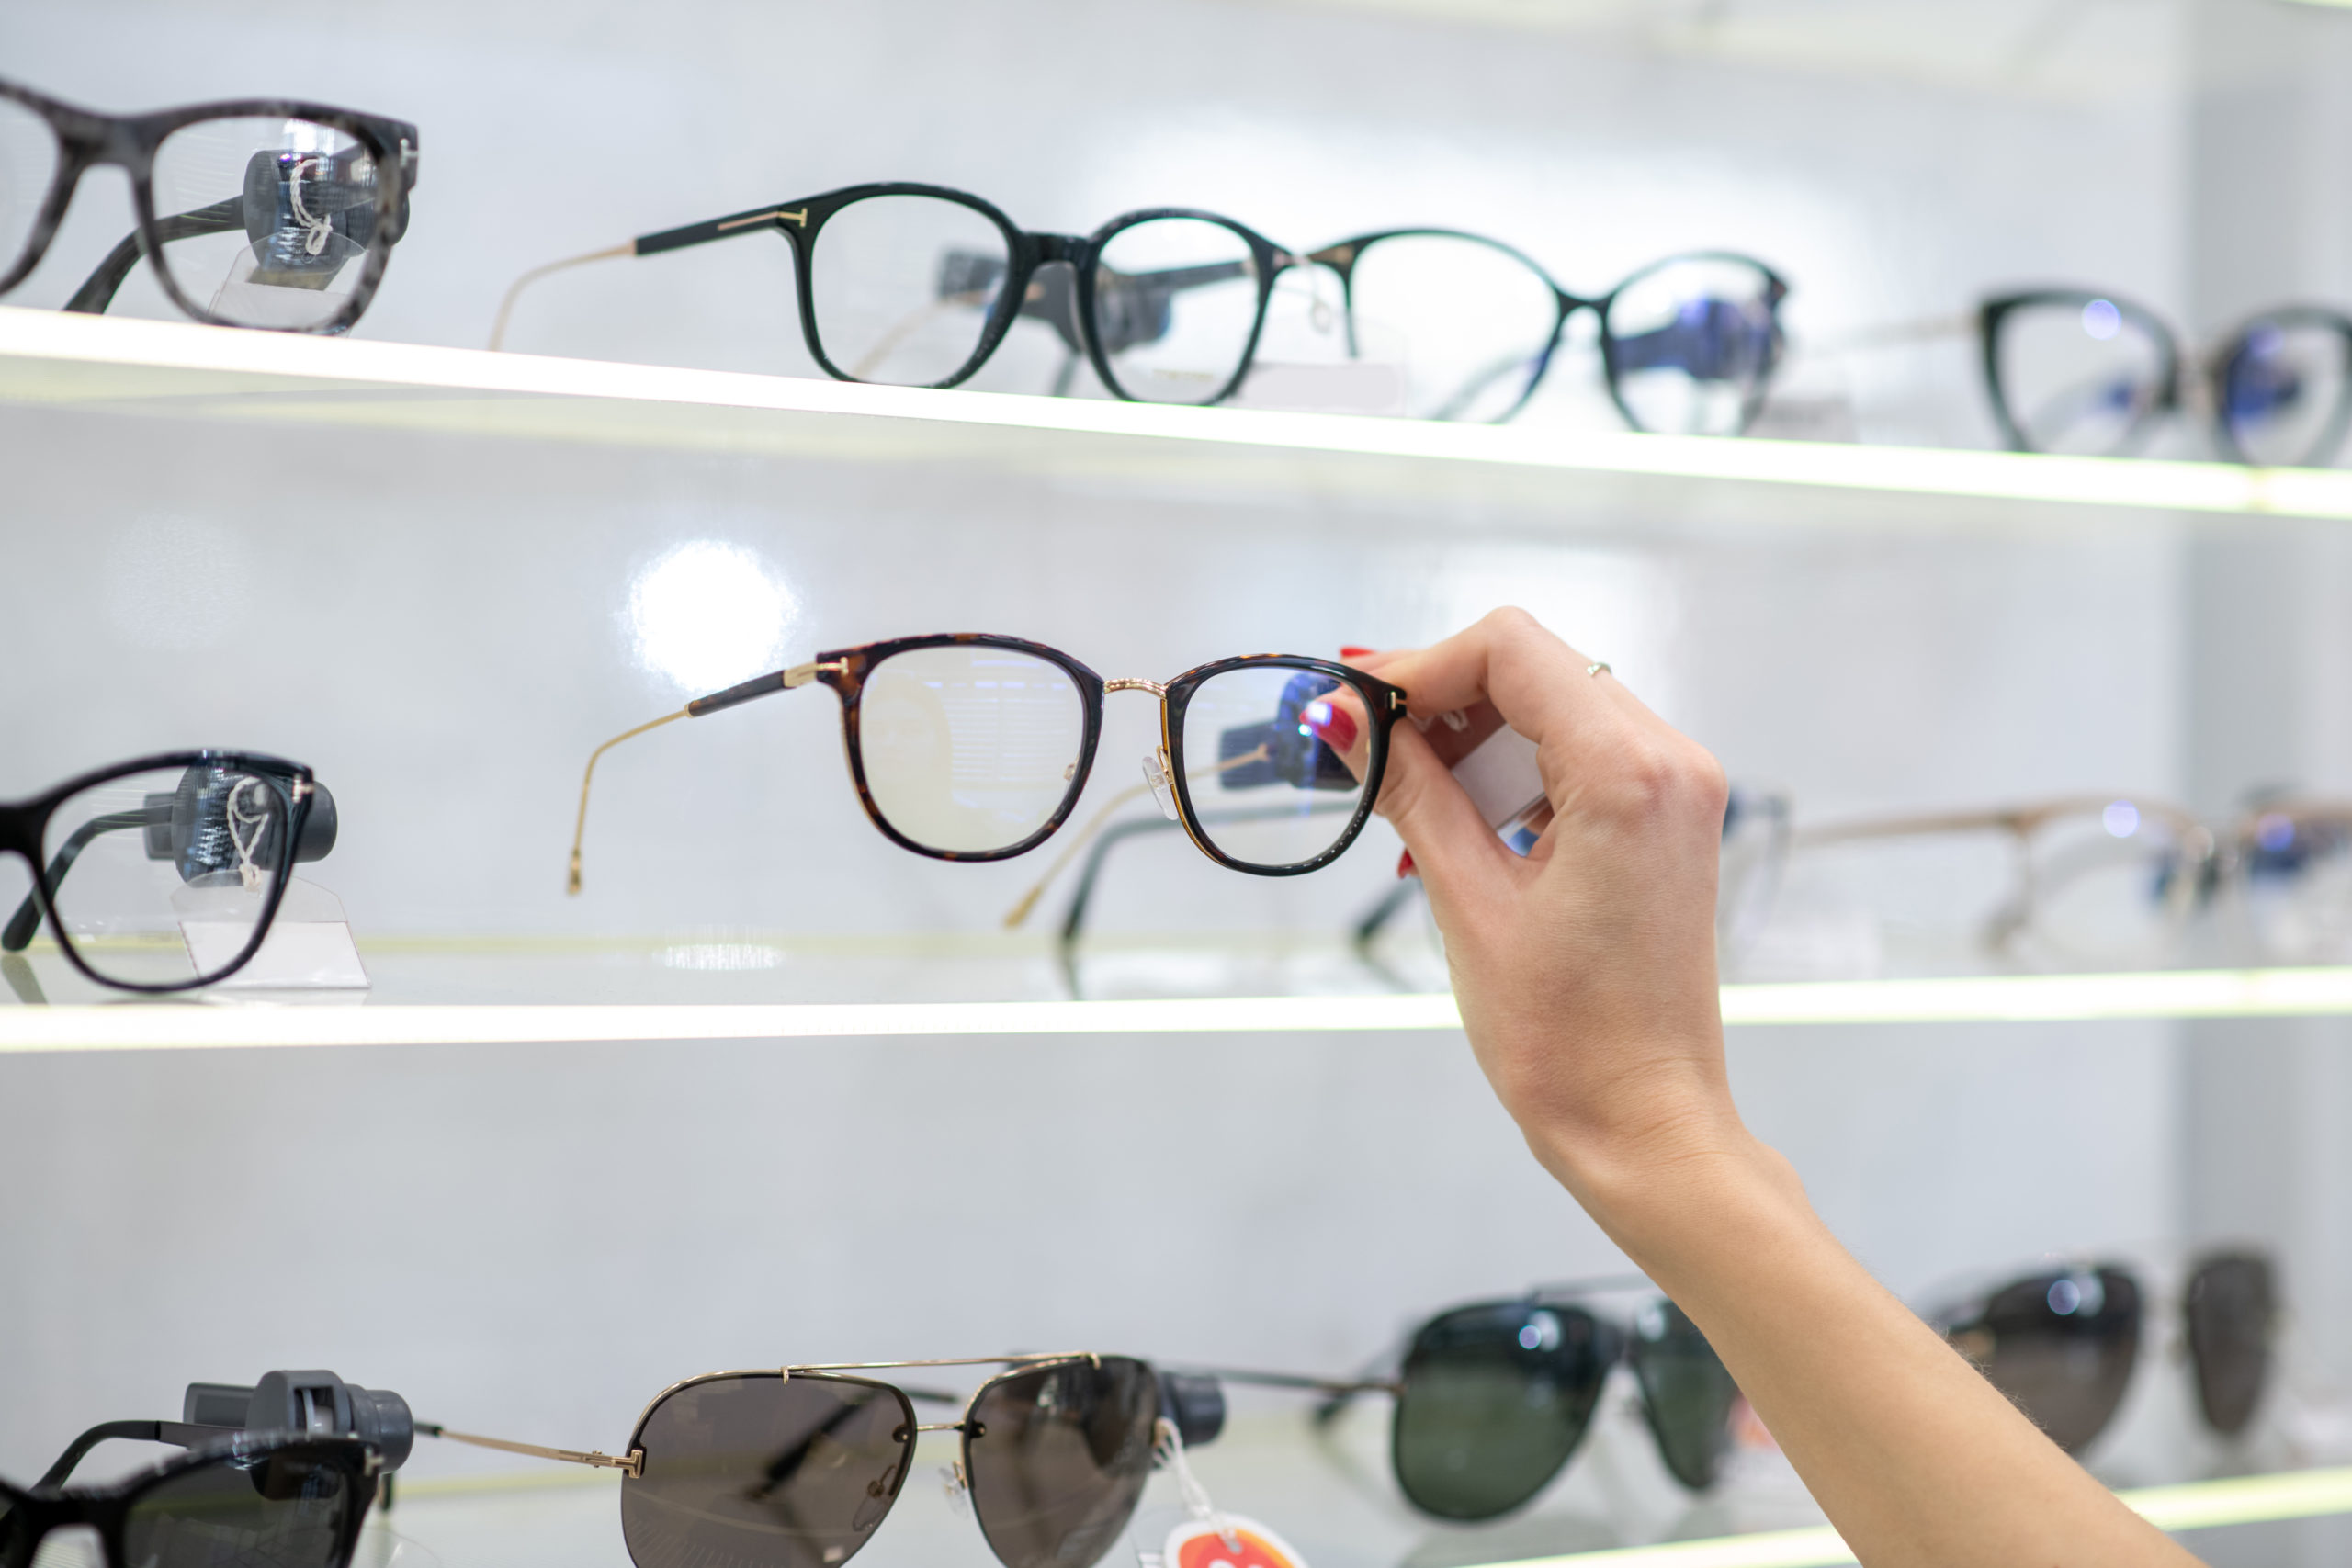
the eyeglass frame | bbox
[0,750,318,995]
[491,181,1296,402]
[568,634,1408,892]
[0,77,419,333]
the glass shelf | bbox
[4,307,2348,526]
[4,946,2350,1055]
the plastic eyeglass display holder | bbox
[1429,704,1551,856]
[171,876,371,991]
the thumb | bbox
[1373,720,1518,912]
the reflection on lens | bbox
[150,118,379,331]
[2241,807,2352,962]
[1604,255,1781,434]
[1626,1299,1737,1490]
[811,194,1011,386]
[2020,801,2197,968]
[1178,663,1370,871]
[1991,295,2169,455]
[622,1374,913,1568]
[859,644,1087,855]
[2186,1252,2275,1436]
[1093,217,1260,405]
[33,764,291,988]
[122,1444,364,1568]
[965,1357,1158,1568]
[2219,311,2352,468]
[0,96,59,283]
[1395,1303,1614,1521]
[1333,233,1558,422]
[1944,1266,2141,1453]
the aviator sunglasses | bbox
[417,1354,1220,1568]
[570,634,1407,892]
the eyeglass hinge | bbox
[1388,690,1405,712]
[581,1448,644,1479]
[782,660,848,689]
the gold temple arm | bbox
[1001,743,1270,930]
[420,1422,643,1479]
[568,710,688,895]
[489,242,638,352]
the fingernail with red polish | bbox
[1340,645,1376,660]
[1396,849,1417,879]
[1301,698,1358,752]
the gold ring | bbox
[1587,661,1611,678]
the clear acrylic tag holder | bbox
[175,876,371,991]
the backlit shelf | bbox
[4,307,2350,524]
[4,966,2351,1055]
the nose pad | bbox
[1141,748,1179,821]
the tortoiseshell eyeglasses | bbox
[569,633,1407,896]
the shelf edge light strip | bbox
[1483,1464,2352,1568]
[7,968,2352,1053]
[6,308,2351,520]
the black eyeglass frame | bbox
[0,1431,381,1568]
[1307,231,1792,431]
[617,182,1295,403]
[0,76,419,333]
[0,750,317,994]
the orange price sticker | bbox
[1166,1515,1310,1568]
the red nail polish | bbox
[1340,645,1376,660]
[1301,698,1358,753]
[1396,849,1416,879]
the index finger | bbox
[1352,607,1648,746]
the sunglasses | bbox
[0,77,417,333]
[418,1354,1218,1568]
[0,752,337,993]
[1210,1283,1739,1522]
[0,1431,380,1568]
[570,634,1406,892]
[1930,1251,2278,1454]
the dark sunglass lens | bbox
[121,1442,368,1568]
[2186,1252,2277,1436]
[1625,1298,1738,1490]
[621,1375,914,1568]
[1946,1267,2141,1453]
[965,1357,1159,1568]
[1394,1303,1613,1521]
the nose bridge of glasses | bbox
[1102,677,1167,697]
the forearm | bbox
[1548,1114,2195,1568]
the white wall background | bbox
[3,0,2347,1550]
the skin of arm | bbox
[1333,608,2197,1568]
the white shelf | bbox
[6,964,2351,1055]
[4,307,2350,524]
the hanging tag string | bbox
[227,778,272,893]
[1153,1417,1238,1551]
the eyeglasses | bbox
[1302,233,1788,431]
[1208,1280,1739,1520]
[570,635,1406,890]
[0,77,418,333]
[0,1431,381,1568]
[0,752,336,993]
[490,181,1294,404]
[1930,1251,2277,1454]
[1722,791,2352,977]
[1980,290,2352,465]
[419,1353,1214,1568]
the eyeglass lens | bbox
[0,96,59,282]
[25,763,291,988]
[620,1374,914,1568]
[146,117,379,330]
[1603,256,1781,435]
[1624,1298,1739,1490]
[2185,1252,2275,1436]
[121,1444,368,1568]
[1950,1266,2142,1453]
[2017,802,2199,968]
[2218,312,2352,468]
[1090,218,1261,405]
[857,644,1090,855]
[1340,233,1560,423]
[2240,807,2352,962]
[1179,663,1371,870]
[963,1357,1160,1568]
[1393,1302,1615,1521]
[1992,295,2170,455]
[813,194,1013,386]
